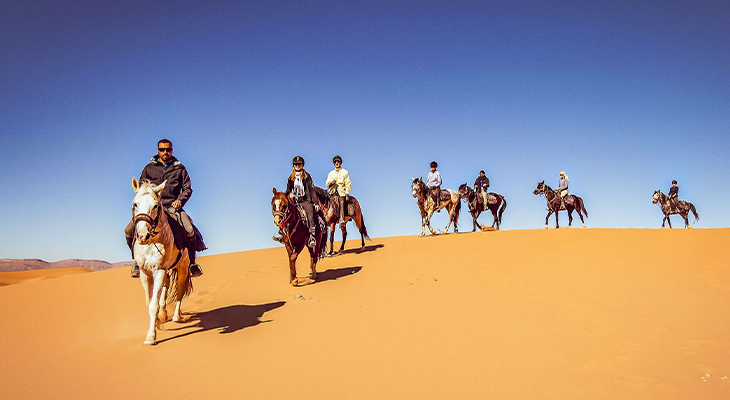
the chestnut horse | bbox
[131,178,193,345]
[458,184,507,231]
[652,190,699,228]
[311,185,370,255]
[271,188,328,285]
[533,181,588,229]
[411,177,461,236]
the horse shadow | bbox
[315,266,362,283]
[157,301,285,343]
[337,243,384,255]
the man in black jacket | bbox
[125,139,205,278]
[668,180,679,210]
[474,170,490,208]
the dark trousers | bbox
[297,201,316,234]
[429,186,441,208]
[336,195,347,223]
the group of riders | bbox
[125,139,686,278]
[125,139,353,278]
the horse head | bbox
[132,177,166,245]
[652,190,662,204]
[271,188,291,227]
[533,181,546,195]
[411,177,424,198]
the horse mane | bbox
[312,185,330,207]
[133,180,161,202]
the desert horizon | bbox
[2,228,728,399]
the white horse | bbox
[131,178,193,345]
[411,177,461,236]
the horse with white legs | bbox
[131,178,193,345]
[652,190,699,229]
[533,181,588,229]
[458,184,507,231]
[411,177,461,236]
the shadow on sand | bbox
[331,243,384,256]
[157,301,285,344]
[315,266,362,283]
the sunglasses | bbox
[293,163,303,166]
[158,148,173,153]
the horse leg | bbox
[545,210,553,229]
[338,224,347,254]
[426,211,436,235]
[442,205,453,234]
[327,224,335,256]
[472,210,478,232]
[158,283,168,327]
[289,251,300,286]
[140,270,153,306]
[567,208,573,228]
[491,207,498,228]
[309,252,318,281]
[145,269,165,345]
[172,259,191,322]
[682,213,690,229]
[555,210,560,229]
[667,215,673,229]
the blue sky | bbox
[2,0,729,262]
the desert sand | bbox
[1,228,729,399]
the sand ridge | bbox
[1,229,729,399]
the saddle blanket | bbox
[439,190,452,201]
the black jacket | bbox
[668,186,679,198]
[474,176,489,190]
[140,155,192,208]
[285,170,315,203]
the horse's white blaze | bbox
[274,199,281,211]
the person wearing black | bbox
[668,180,679,210]
[285,156,319,247]
[474,170,490,207]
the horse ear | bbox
[411,177,415,181]
[132,177,140,192]
[273,187,277,194]
[154,180,167,194]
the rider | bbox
[474,170,490,208]
[426,161,442,212]
[556,171,569,209]
[285,156,319,248]
[668,180,679,210]
[125,139,205,278]
[326,155,351,226]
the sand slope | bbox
[1,229,729,399]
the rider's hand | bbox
[288,193,295,200]
[172,200,182,210]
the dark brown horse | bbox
[458,184,507,231]
[271,188,328,286]
[652,190,699,229]
[533,181,588,229]
[311,185,370,255]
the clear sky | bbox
[2,0,729,262]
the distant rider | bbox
[426,161,442,211]
[125,139,205,278]
[474,170,490,208]
[556,171,569,209]
[668,180,679,210]
[285,156,319,248]
[326,155,351,226]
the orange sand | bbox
[0,267,90,286]
[1,229,729,399]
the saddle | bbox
[439,190,452,201]
[164,208,207,252]
[295,203,327,231]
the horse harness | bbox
[133,208,185,271]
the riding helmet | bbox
[333,155,342,164]
[672,180,677,184]
[430,161,438,168]
[292,155,305,165]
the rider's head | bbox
[430,161,438,170]
[157,139,173,164]
[480,170,485,176]
[560,171,566,178]
[672,180,677,185]
[292,155,304,171]
[333,155,342,167]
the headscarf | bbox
[560,171,569,181]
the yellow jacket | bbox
[326,167,351,196]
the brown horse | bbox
[411,177,461,236]
[652,190,699,228]
[271,188,328,286]
[533,181,588,229]
[311,185,369,256]
[458,184,507,231]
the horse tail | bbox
[580,197,588,218]
[357,205,370,240]
[167,261,193,304]
[690,203,699,222]
[498,196,507,224]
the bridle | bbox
[537,183,561,211]
[133,199,163,237]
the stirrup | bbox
[190,263,203,277]
[272,235,284,243]
[307,235,316,248]
[131,264,140,278]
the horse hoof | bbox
[544,225,549,229]
[583,224,586,229]
[291,279,299,286]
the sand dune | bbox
[0,258,133,272]
[1,229,729,399]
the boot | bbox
[188,236,203,277]
[127,236,140,278]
